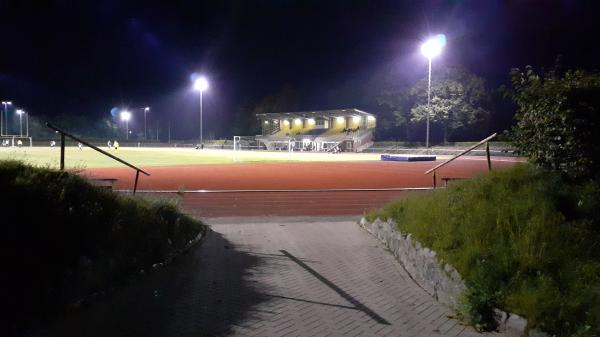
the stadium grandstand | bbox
[255,108,376,152]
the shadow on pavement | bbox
[43,230,268,337]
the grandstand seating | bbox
[255,108,376,152]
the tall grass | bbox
[0,160,206,332]
[367,164,599,336]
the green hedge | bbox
[367,165,599,336]
[1,160,206,331]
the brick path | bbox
[49,218,501,337]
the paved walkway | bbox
[49,218,500,337]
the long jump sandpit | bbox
[83,157,523,217]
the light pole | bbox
[1,101,12,136]
[143,107,150,140]
[420,34,445,149]
[120,110,131,140]
[16,109,24,136]
[193,76,209,146]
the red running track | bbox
[83,157,523,217]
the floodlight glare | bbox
[16,109,24,115]
[307,118,315,124]
[336,116,345,123]
[352,116,360,123]
[120,111,131,121]
[194,76,209,92]
[294,118,302,125]
[283,120,290,126]
[367,115,375,121]
[421,34,446,59]
[264,120,269,125]
[144,107,150,111]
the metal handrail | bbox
[425,132,497,188]
[46,123,150,194]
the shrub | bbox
[367,165,599,336]
[0,160,206,331]
[507,66,600,180]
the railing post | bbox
[486,142,492,171]
[433,170,437,188]
[60,133,65,170]
[133,170,140,195]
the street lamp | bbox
[193,76,209,147]
[143,107,150,140]
[420,34,446,149]
[16,109,24,137]
[120,110,131,140]
[1,101,12,136]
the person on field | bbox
[107,140,112,149]
[17,140,23,148]
[50,140,56,147]
[78,142,83,150]
[113,140,120,151]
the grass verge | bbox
[367,164,599,336]
[0,160,206,333]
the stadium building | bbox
[255,108,376,152]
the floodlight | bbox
[367,116,375,121]
[144,107,150,111]
[336,116,345,123]
[16,109,24,115]
[421,34,446,59]
[120,111,131,121]
[194,76,209,92]
[294,118,302,125]
[352,116,360,123]
[307,118,315,124]
[283,120,290,126]
[264,120,269,125]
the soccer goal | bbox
[0,135,32,147]
[233,136,265,152]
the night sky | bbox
[1,0,599,139]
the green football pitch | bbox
[0,146,384,169]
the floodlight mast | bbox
[120,110,131,140]
[1,101,12,136]
[193,76,209,147]
[16,109,24,136]
[420,35,445,149]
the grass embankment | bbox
[367,165,599,336]
[0,160,206,332]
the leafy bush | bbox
[367,165,599,336]
[0,160,206,331]
[507,66,600,180]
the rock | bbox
[505,313,528,337]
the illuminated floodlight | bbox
[336,116,345,123]
[421,34,446,59]
[120,110,131,121]
[307,118,315,124]
[144,107,150,111]
[264,120,269,125]
[2,101,12,105]
[367,115,375,121]
[283,120,290,126]
[193,76,209,92]
[294,118,302,125]
[352,116,360,123]
[16,109,24,115]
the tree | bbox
[376,85,412,140]
[409,67,490,142]
[508,66,600,179]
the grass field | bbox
[0,146,389,168]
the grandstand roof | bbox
[256,108,375,119]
